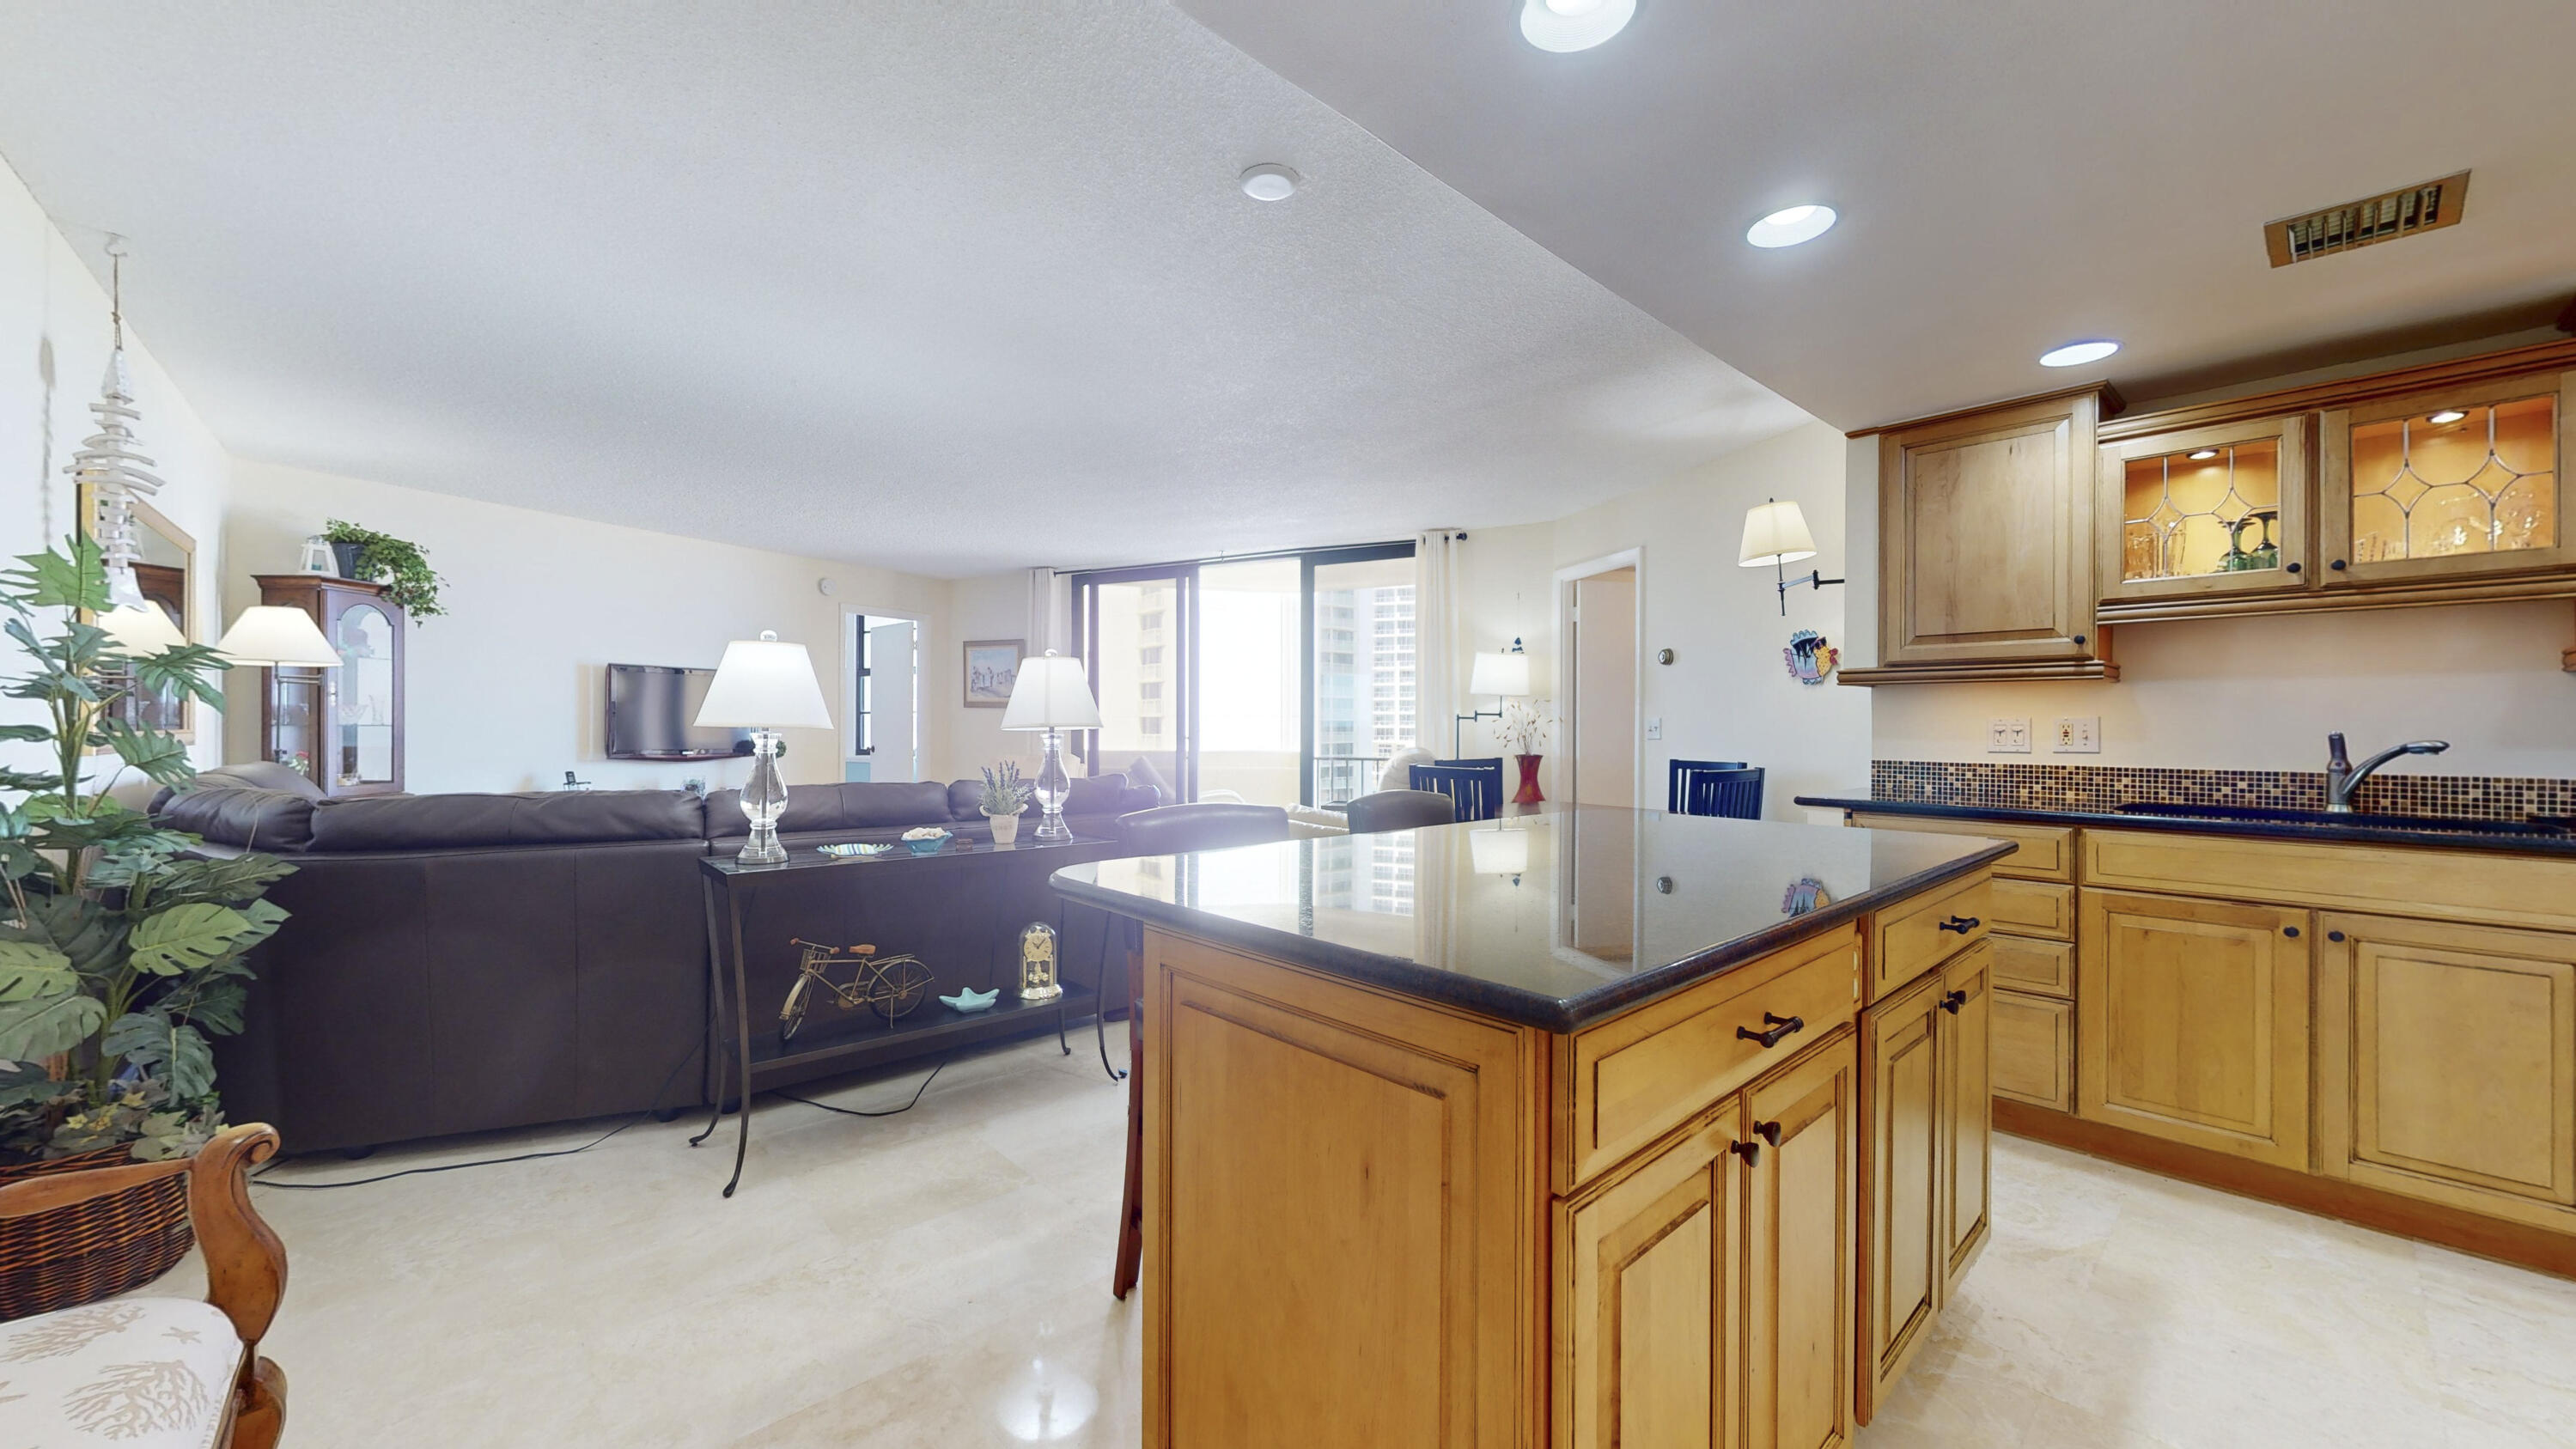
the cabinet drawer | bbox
[1992,989,2073,1112]
[1563,928,1859,1190]
[1988,934,2073,997]
[1989,880,2074,940]
[2083,828,2576,935]
[1872,873,1991,1001]
[1852,814,2074,882]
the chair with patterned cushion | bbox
[0,1125,287,1449]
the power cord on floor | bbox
[767,1054,949,1118]
[249,1037,701,1191]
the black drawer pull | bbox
[2283,925,2301,939]
[1736,1012,1806,1049]
[2287,562,2303,575]
[1754,1119,1783,1148]
[2330,559,2348,571]
[1732,1140,1761,1166]
[1940,989,1968,1014]
[2328,929,2347,942]
[1938,915,1981,935]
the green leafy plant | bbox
[977,761,1032,815]
[320,518,447,618]
[0,537,290,1161]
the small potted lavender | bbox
[979,761,1034,845]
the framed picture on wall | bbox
[963,639,1025,708]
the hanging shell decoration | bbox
[64,246,167,613]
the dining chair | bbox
[1673,764,1765,819]
[1411,760,1503,822]
[1666,758,1751,814]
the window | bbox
[1140,647,1164,666]
[1139,682,1162,700]
[852,618,874,755]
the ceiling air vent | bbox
[2264,171,2469,268]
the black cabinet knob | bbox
[2328,929,2347,942]
[2283,925,2302,938]
[2287,563,2303,575]
[1940,989,1968,1014]
[1939,916,1982,935]
[1755,1120,1784,1148]
[1732,1140,1762,1166]
[2074,634,2088,647]
[2330,559,2348,571]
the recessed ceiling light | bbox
[1745,204,1838,248]
[2039,339,2121,368]
[2427,409,2468,424]
[1239,164,1299,202]
[1519,0,1635,52]
[2189,448,2220,460]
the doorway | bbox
[843,609,922,782]
[1556,551,1642,961]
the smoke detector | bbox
[2264,172,2469,268]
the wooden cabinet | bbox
[2076,889,2311,1169]
[1563,1113,1742,1449]
[1991,989,2074,1111]
[253,574,405,797]
[1743,1033,1856,1449]
[1857,389,2110,684]
[2320,367,2573,588]
[2098,412,2314,606]
[2317,913,2576,1233]
[1938,946,1992,1298]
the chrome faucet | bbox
[2325,733,2450,813]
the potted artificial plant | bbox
[320,518,447,618]
[979,761,1033,845]
[0,537,290,1315]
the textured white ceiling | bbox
[0,2,1806,576]
[1179,0,2576,429]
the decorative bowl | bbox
[904,831,951,856]
[940,987,1000,1014]
[819,842,892,859]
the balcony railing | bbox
[1311,754,1398,807]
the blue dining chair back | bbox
[1666,758,1749,814]
[1412,760,1503,822]
[1672,763,1764,820]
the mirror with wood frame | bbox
[77,481,198,741]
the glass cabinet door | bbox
[2323,372,2572,585]
[2098,415,2311,603]
[267,671,324,785]
[332,602,399,789]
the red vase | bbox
[1513,753,1545,805]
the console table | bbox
[695,832,1116,1196]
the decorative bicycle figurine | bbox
[778,939,934,1045]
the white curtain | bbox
[1416,529,1467,760]
[1025,566,1071,658]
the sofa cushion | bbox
[155,786,316,851]
[147,760,325,817]
[307,791,705,851]
[0,1297,243,1448]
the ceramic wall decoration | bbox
[1783,630,1839,685]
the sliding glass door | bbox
[1073,542,1413,807]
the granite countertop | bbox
[1050,806,2012,1032]
[1793,792,2576,858]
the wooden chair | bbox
[1110,804,1293,1300]
[1411,759,1503,822]
[1343,788,1457,835]
[0,1124,287,1449]
[1672,763,1766,819]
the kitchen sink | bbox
[2112,801,2573,837]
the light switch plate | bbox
[1645,717,1663,740]
[2055,716,2101,753]
[1988,717,2031,754]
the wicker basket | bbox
[0,1146,195,1321]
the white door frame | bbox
[841,603,926,782]
[1553,547,1646,812]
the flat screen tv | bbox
[605,663,756,761]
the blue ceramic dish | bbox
[904,832,951,856]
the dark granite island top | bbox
[1051,804,2013,1032]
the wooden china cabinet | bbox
[253,575,406,797]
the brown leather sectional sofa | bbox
[156,764,1158,1154]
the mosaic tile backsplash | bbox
[1868,759,2576,824]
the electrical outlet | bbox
[1646,717,1663,741]
[1987,717,2031,754]
[2055,716,2101,753]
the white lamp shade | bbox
[694,635,833,729]
[1469,826,1530,877]
[216,606,342,667]
[1467,650,1532,697]
[1002,651,1104,731]
[1739,500,1820,568]
[100,604,186,654]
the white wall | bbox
[0,157,234,786]
[1450,521,1558,766]
[222,460,953,794]
[1552,423,1873,815]
[943,570,1042,782]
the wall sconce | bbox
[1739,498,1844,616]
[1454,638,1533,755]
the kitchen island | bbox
[1053,806,2013,1449]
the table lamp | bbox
[1001,650,1103,841]
[214,606,344,667]
[695,630,833,865]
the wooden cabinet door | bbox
[2097,413,2314,606]
[1858,971,1940,1425]
[1561,1113,1743,1449]
[2319,368,2574,587]
[1877,390,2102,668]
[2077,890,2311,1169]
[2317,913,2576,1233]
[1991,988,2074,1112]
[1937,942,1993,1300]
[1744,1032,1856,1449]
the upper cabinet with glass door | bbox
[2098,415,2311,606]
[2321,369,2573,588]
